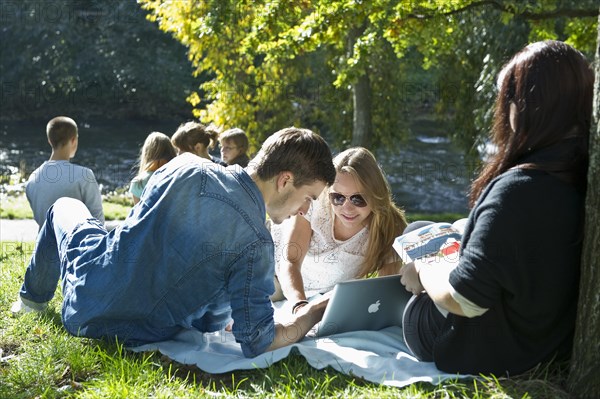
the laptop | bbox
[311,274,412,337]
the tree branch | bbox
[406,1,598,21]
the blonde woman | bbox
[129,132,177,204]
[272,147,407,313]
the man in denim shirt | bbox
[12,127,336,357]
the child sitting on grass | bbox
[129,131,177,205]
[25,116,104,227]
[219,128,250,167]
[171,121,225,165]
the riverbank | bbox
[1,118,473,215]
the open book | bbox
[393,220,466,264]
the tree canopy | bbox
[0,0,198,121]
[140,0,598,151]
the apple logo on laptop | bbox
[368,300,380,313]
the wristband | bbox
[292,300,309,314]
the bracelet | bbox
[292,300,309,314]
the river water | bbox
[0,119,474,214]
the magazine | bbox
[393,221,465,264]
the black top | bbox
[228,154,250,168]
[435,167,584,375]
[210,155,228,167]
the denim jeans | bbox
[20,197,105,306]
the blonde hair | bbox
[171,121,219,153]
[137,132,177,176]
[332,147,407,277]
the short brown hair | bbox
[46,116,78,149]
[251,127,335,187]
[171,121,218,153]
[219,128,249,153]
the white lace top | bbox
[272,193,369,296]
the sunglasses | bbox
[328,192,368,208]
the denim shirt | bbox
[61,153,275,357]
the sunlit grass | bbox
[1,192,465,224]
[0,241,570,398]
[0,192,131,221]
[102,201,132,221]
[405,212,468,224]
[0,195,33,220]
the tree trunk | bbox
[568,11,600,399]
[347,25,372,148]
[352,72,372,147]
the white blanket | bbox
[131,302,468,387]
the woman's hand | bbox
[399,261,424,295]
[400,258,467,316]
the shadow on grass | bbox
[498,361,571,399]
[139,350,372,392]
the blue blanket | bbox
[131,302,469,387]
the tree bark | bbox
[351,72,372,147]
[568,11,600,399]
[347,25,372,148]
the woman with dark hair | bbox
[399,40,594,375]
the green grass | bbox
[102,202,132,220]
[405,212,468,224]
[0,195,33,220]
[0,193,132,221]
[0,241,572,398]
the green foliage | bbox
[408,5,533,155]
[0,0,199,121]
[382,0,598,153]
[139,0,597,151]
[140,0,426,148]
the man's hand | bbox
[266,294,330,352]
[294,291,331,316]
